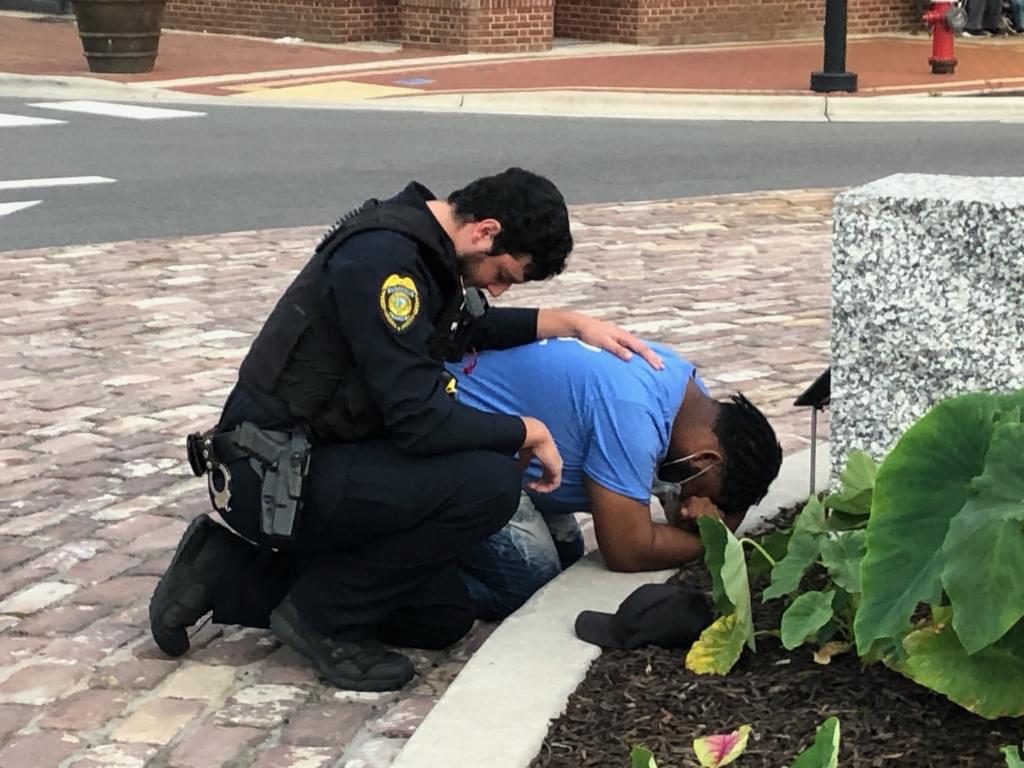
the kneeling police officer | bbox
[149,167,661,691]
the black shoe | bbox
[149,514,231,657]
[270,596,414,692]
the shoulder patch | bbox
[379,273,420,333]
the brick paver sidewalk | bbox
[0,189,832,767]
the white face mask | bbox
[657,451,714,485]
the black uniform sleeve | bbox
[325,232,527,456]
[469,306,539,351]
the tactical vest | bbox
[237,200,464,443]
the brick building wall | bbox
[555,0,920,46]
[399,0,552,51]
[164,0,399,44]
[163,0,919,51]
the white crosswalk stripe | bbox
[0,113,66,128]
[28,100,206,120]
[0,201,42,218]
[0,176,116,191]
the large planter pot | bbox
[71,0,166,74]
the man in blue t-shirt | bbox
[449,338,782,620]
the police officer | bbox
[149,168,661,691]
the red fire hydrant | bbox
[922,0,968,74]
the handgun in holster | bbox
[232,422,311,543]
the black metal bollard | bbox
[810,0,858,92]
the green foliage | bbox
[818,531,866,593]
[789,717,840,768]
[629,745,658,768]
[762,497,825,601]
[822,450,876,516]
[781,591,836,651]
[891,617,1024,719]
[855,391,1024,655]
[689,392,1024,719]
[1003,744,1024,768]
[852,390,1024,717]
[686,518,754,675]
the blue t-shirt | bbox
[446,339,706,515]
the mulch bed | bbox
[531,507,1023,768]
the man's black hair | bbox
[448,167,573,281]
[712,394,783,517]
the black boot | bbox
[149,514,238,657]
[270,596,415,692]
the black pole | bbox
[810,0,858,92]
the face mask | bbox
[657,451,714,485]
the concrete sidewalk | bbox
[4,11,1024,119]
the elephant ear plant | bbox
[687,389,1024,721]
[855,391,1024,719]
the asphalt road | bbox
[2,96,1024,250]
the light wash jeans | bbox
[458,494,584,621]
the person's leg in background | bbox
[965,0,993,33]
[1010,0,1024,30]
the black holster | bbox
[233,422,311,543]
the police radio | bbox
[445,287,488,363]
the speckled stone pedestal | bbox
[831,173,1024,467]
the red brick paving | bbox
[4,12,1024,97]
[0,13,440,82]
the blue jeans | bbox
[458,495,584,620]
[1012,0,1024,29]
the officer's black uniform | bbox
[206,182,540,649]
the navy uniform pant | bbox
[210,439,522,649]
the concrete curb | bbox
[0,73,212,103]
[391,443,831,768]
[4,74,1023,122]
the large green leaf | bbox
[686,614,748,675]
[855,391,1024,655]
[698,517,755,651]
[789,717,840,768]
[781,591,836,651]
[763,497,826,601]
[701,515,732,614]
[892,618,1024,719]
[823,449,877,517]
[819,530,867,593]
[942,419,1024,653]
[1003,745,1024,768]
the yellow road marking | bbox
[229,80,423,101]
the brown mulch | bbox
[531,507,1024,768]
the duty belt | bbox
[186,424,310,542]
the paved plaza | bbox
[0,188,833,767]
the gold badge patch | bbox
[379,274,420,333]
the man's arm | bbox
[586,477,704,572]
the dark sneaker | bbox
[149,514,232,657]
[270,596,414,692]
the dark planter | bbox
[71,0,166,74]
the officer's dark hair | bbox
[712,394,783,517]
[448,167,573,281]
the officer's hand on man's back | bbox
[520,417,563,493]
